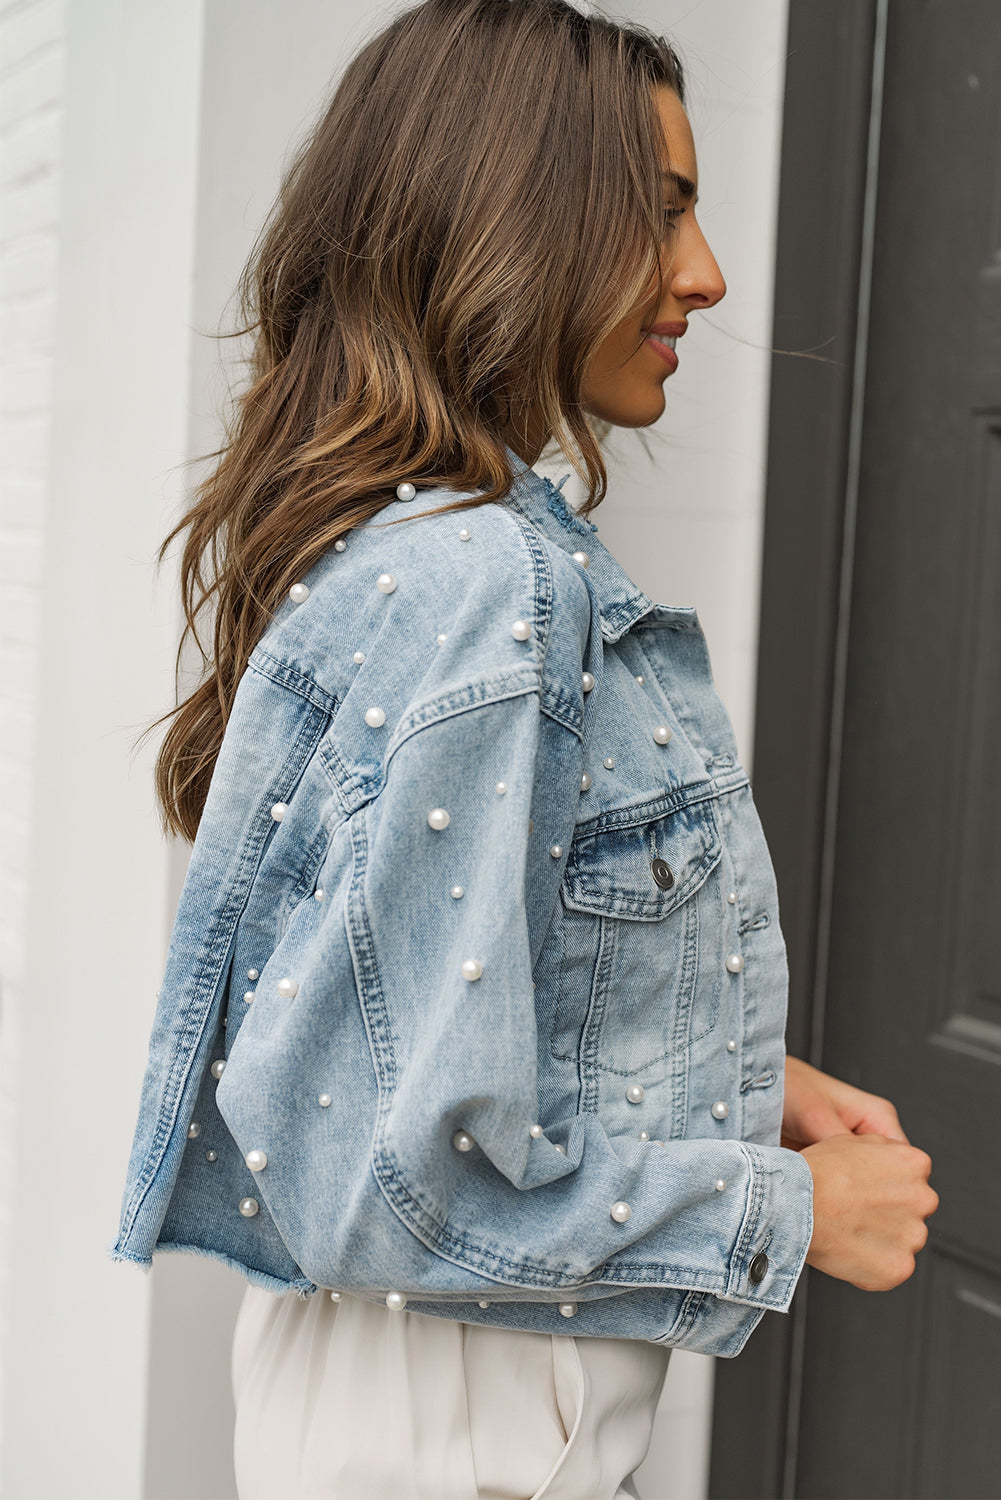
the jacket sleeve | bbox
[262,673,814,1353]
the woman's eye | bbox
[663,207,685,233]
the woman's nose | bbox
[671,223,726,309]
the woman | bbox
[112,1,938,1495]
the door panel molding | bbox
[936,414,1001,1054]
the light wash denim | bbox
[111,450,813,1356]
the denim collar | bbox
[502,446,654,643]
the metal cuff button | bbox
[749,1252,769,1285]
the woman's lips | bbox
[645,333,679,371]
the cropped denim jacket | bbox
[111,451,814,1357]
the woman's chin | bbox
[621,393,669,429]
[597,390,668,431]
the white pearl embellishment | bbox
[353,650,365,664]
[247,969,259,981]
[529,1124,544,1138]
[277,977,298,999]
[436,633,447,645]
[376,573,397,593]
[653,725,672,745]
[726,1038,738,1052]
[319,1094,332,1108]
[187,1122,201,1139]
[582,672,595,693]
[244,991,255,1004]
[364,706,386,727]
[427,807,450,830]
[626,1084,645,1104]
[289,583,309,604]
[559,1302,578,1317]
[726,891,737,904]
[554,1144,566,1155]
[211,1059,226,1079]
[385,1292,407,1311]
[314,888,324,900]
[610,1201,632,1223]
[450,885,464,899]
[550,845,563,859]
[571,551,590,568]
[239,1197,259,1217]
[205,1150,217,1162]
[638,1130,650,1142]
[246,1150,268,1171]
[271,802,288,821]
[396,482,416,502]
[635,674,645,684]
[726,953,745,973]
[715,1179,727,1192]
[458,527,471,541]
[495,781,508,795]
[603,757,615,770]
[711,1101,730,1120]
[329,1290,342,1301]
[452,1130,474,1152]
[580,772,592,791]
[510,619,531,641]
[334,538,347,552]
[461,959,483,981]
[478,1299,491,1309]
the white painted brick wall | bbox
[0,0,67,1464]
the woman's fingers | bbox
[801,1133,938,1291]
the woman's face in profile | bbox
[582,86,727,430]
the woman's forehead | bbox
[654,87,698,190]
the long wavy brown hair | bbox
[156,0,685,840]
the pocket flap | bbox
[561,798,722,921]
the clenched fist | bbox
[802,1133,939,1291]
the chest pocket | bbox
[552,797,725,1084]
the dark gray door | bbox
[711,3,1001,1497]
[795,0,1001,1493]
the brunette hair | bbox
[156,0,685,839]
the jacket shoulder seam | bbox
[248,647,339,715]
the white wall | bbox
[0,8,67,1470]
[0,1,205,1494]
[0,2,788,1495]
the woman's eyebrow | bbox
[664,169,698,204]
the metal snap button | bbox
[651,857,675,890]
[749,1252,769,1284]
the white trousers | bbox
[232,1286,671,1500]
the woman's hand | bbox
[801,1133,939,1290]
[781,1054,909,1150]
[783,1057,938,1289]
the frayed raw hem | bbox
[106,1238,317,1300]
[106,1239,153,1275]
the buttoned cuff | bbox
[721,1143,813,1310]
